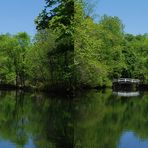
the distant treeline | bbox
[0,0,147,91]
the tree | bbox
[35,0,74,91]
[0,33,30,86]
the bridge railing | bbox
[113,78,140,83]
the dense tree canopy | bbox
[74,1,148,88]
[35,0,74,91]
[0,0,147,91]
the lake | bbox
[0,91,73,148]
[0,90,147,148]
[75,89,148,148]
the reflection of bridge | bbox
[113,78,140,84]
[113,91,140,97]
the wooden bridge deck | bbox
[113,78,140,84]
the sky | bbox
[95,0,148,35]
[1,0,148,36]
[0,0,45,37]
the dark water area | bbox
[0,90,148,148]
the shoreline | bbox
[0,83,147,94]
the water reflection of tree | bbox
[0,91,27,147]
[0,91,73,148]
[32,95,74,148]
[74,91,148,148]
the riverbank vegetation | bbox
[0,0,147,91]
[75,1,148,88]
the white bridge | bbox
[113,78,140,84]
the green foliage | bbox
[74,1,148,87]
[0,0,147,90]
[35,0,74,39]
[35,0,74,90]
[0,33,30,86]
[25,29,56,88]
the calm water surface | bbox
[0,91,73,148]
[75,90,148,148]
[0,90,147,148]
